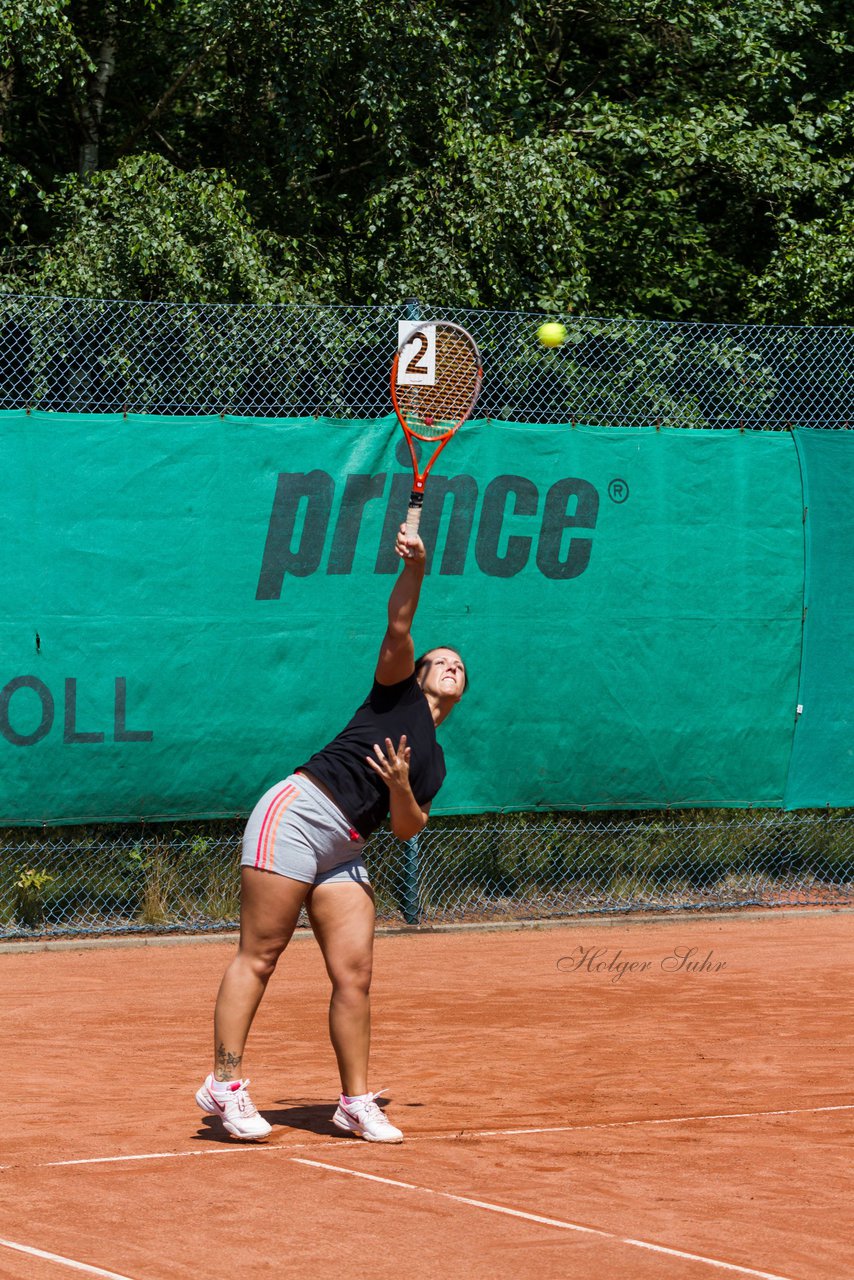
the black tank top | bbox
[299,673,446,838]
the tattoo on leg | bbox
[215,1043,243,1081]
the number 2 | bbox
[405,332,429,379]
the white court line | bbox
[45,1146,280,1168]
[465,1101,854,1139]
[293,1157,801,1280]
[0,1236,134,1279]
[39,1101,854,1169]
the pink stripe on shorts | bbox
[253,781,299,871]
[242,774,370,886]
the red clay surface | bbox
[1,910,852,1279]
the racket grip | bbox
[406,491,423,537]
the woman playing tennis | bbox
[196,522,466,1143]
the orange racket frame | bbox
[390,320,483,535]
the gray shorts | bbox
[241,773,370,886]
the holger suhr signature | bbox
[557,945,727,984]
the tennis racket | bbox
[391,320,483,536]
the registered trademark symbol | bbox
[608,478,629,503]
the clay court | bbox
[2,908,852,1279]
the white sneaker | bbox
[195,1074,272,1140]
[332,1090,403,1143]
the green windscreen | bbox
[0,412,805,823]
[784,430,854,808]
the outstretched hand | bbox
[396,523,426,566]
[366,735,412,792]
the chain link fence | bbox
[1,810,851,939]
[2,294,853,939]
[1,293,852,427]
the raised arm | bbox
[374,523,426,687]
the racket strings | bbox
[398,329,480,439]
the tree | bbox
[35,153,296,302]
[353,128,603,311]
[749,203,854,322]
[1,1,852,319]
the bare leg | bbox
[212,866,309,1080]
[306,880,376,1096]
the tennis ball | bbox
[537,322,567,348]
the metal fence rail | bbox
[1,294,852,427]
[2,811,852,939]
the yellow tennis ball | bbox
[537,322,567,348]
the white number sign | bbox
[396,321,436,386]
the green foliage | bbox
[0,0,86,90]
[13,865,56,927]
[0,156,40,259]
[749,204,854,322]
[357,129,602,310]
[1,0,852,317]
[34,154,297,302]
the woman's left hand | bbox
[366,735,412,792]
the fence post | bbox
[403,834,421,925]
